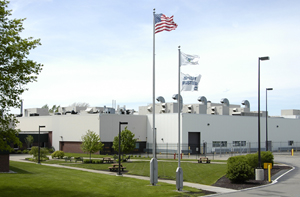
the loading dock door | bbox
[188,132,200,154]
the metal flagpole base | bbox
[150,158,158,185]
[176,167,183,191]
[255,168,264,180]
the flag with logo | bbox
[180,72,201,91]
[180,52,200,66]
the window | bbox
[212,141,227,147]
[135,143,139,149]
[232,141,246,147]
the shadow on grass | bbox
[9,166,32,174]
[1,186,108,197]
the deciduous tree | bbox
[0,0,43,152]
[113,127,136,157]
[81,130,103,162]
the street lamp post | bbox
[256,56,269,180]
[266,88,273,151]
[38,125,46,164]
[118,122,128,176]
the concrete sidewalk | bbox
[9,154,236,194]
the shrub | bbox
[261,151,274,167]
[83,159,92,163]
[113,154,118,160]
[226,155,254,183]
[246,151,274,168]
[17,150,22,154]
[245,153,258,169]
[22,150,29,154]
[29,146,49,160]
[51,151,65,159]
[48,147,55,153]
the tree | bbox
[24,135,33,149]
[42,104,60,113]
[81,130,104,162]
[0,0,43,152]
[69,102,90,108]
[112,127,136,158]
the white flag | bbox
[180,72,201,91]
[180,52,200,66]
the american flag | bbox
[154,13,178,34]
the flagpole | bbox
[150,8,158,186]
[176,46,183,191]
[153,8,156,163]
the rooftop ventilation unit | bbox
[187,105,193,113]
[211,107,216,114]
[156,96,165,103]
[147,106,152,112]
[220,98,230,107]
[160,108,166,113]
[197,96,207,105]
[242,100,250,108]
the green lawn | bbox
[59,160,227,185]
[2,161,209,197]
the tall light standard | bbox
[256,56,269,180]
[38,125,46,164]
[118,122,128,176]
[266,88,273,151]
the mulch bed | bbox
[212,165,292,190]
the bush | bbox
[226,155,254,183]
[29,146,49,160]
[83,159,103,164]
[246,151,274,169]
[113,154,118,160]
[48,146,55,153]
[261,151,274,167]
[51,151,65,159]
[84,159,92,163]
[22,150,29,154]
[17,150,22,154]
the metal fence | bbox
[141,141,300,159]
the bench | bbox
[64,156,72,162]
[103,157,113,163]
[198,157,210,163]
[74,157,83,163]
[108,164,126,171]
[108,166,126,171]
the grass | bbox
[2,161,209,197]
[60,160,227,185]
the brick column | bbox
[0,154,9,172]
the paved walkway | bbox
[9,153,295,195]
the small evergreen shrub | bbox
[226,155,254,183]
[17,150,22,154]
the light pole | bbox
[118,122,128,176]
[38,125,46,164]
[256,56,269,180]
[266,88,273,151]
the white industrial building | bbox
[15,96,300,155]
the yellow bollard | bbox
[268,164,271,182]
[292,149,294,156]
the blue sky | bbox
[8,0,300,116]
